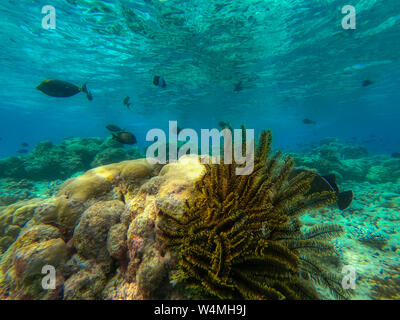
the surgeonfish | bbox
[362,79,374,87]
[289,169,353,210]
[302,118,316,125]
[106,124,123,133]
[112,132,137,145]
[37,79,93,101]
[123,96,132,110]
[153,76,166,88]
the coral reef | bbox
[289,138,400,184]
[0,134,398,300]
[0,137,143,181]
[0,199,43,254]
[0,158,159,299]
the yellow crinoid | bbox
[157,130,348,300]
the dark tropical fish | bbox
[218,121,234,133]
[362,79,374,87]
[36,79,93,101]
[106,124,123,133]
[123,96,132,110]
[234,81,243,92]
[112,132,137,145]
[17,149,28,154]
[289,169,353,210]
[361,138,378,144]
[86,89,93,101]
[21,142,29,147]
[153,76,166,88]
[391,153,400,159]
[218,121,229,128]
[302,118,316,125]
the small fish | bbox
[302,118,316,125]
[112,132,137,145]
[153,76,167,88]
[218,121,230,128]
[391,153,400,159]
[289,169,353,210]
[362,79,374,87]
[21,142,29,147]
[234,81,243,92]
[36,79,93,101]
[106,124,123,133]
[17,149,28,154]
[123,96,132,110]
[218,121,234,133]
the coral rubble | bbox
[0,178,62,206]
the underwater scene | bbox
[0,0,399,301]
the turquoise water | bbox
[0,0,400,300]
[0,0,399,157]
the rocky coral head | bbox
[157,130,349,300]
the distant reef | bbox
[1,137,399,185]
[289,138,400,184]
[0,137,143,181]
[0,178,63,206]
